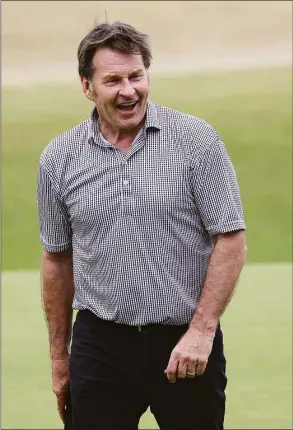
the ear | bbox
[81,78,95,101]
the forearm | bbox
[190,231,247,335]
[41,250,74,360]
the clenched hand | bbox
[164,327,215,383]
[52,357,70,423]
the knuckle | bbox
[53,387,64,396]
[198,356,207,365]
[173,351,180,360]
[178,352,188,362]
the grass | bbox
[2,66,292,428]
[2,66,292,269]
[2,264,292,429]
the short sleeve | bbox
[190,138,246,235]
[37,161,72,252]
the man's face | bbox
[82,47,150,132]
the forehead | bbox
[92,47,145,77]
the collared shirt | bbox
[37,99,246,326]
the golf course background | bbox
[2,1,292,429]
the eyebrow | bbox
[102,69,144,81]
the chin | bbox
[119,118,143,130]
[116,104,146,131]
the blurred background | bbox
[2,1,292,429]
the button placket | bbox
[121,159,132,215]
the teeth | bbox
[120,102,136,107]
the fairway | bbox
[2,2,292,428]
[2,66,292,429]
[2,264,292,429]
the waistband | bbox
[76,309,190,333]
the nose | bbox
[119,78,136,98]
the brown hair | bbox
[77,21,152,80]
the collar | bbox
[87,99,161,146]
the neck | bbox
[99,120,144,152]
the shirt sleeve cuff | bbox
[207,220,246,236]
[40,236,72,252]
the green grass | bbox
[2,66,292,269]
[2,264,292,429]
[2,67,292,428]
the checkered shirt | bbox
[37,99,246,325]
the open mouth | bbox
[117,100,139,112]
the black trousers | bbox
[65,310,227,430]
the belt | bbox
[123,322,189,333]
[78,310,188,333]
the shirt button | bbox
[123,179,129,186]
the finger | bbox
[164,358,179,383]
[186,364,197,378]
[195,359,207,376]
[177,361,188,379]
[57,394,66,423]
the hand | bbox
[164,326,215,383]
[51,356,70,423]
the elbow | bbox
[235,232,248,266]
[239,230,247,258]
[241,244,248,265]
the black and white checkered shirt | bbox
[37,100,246,326]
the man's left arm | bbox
[165,136,247,383]
[191,230,247,336]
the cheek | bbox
[96,89,116,106]
[136,85,149,99]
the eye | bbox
[130,75,142,81]
[105,78,119,87]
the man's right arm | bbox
[41,249,74,360]
[37,156,74,422]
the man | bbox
[37,21,246,430]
